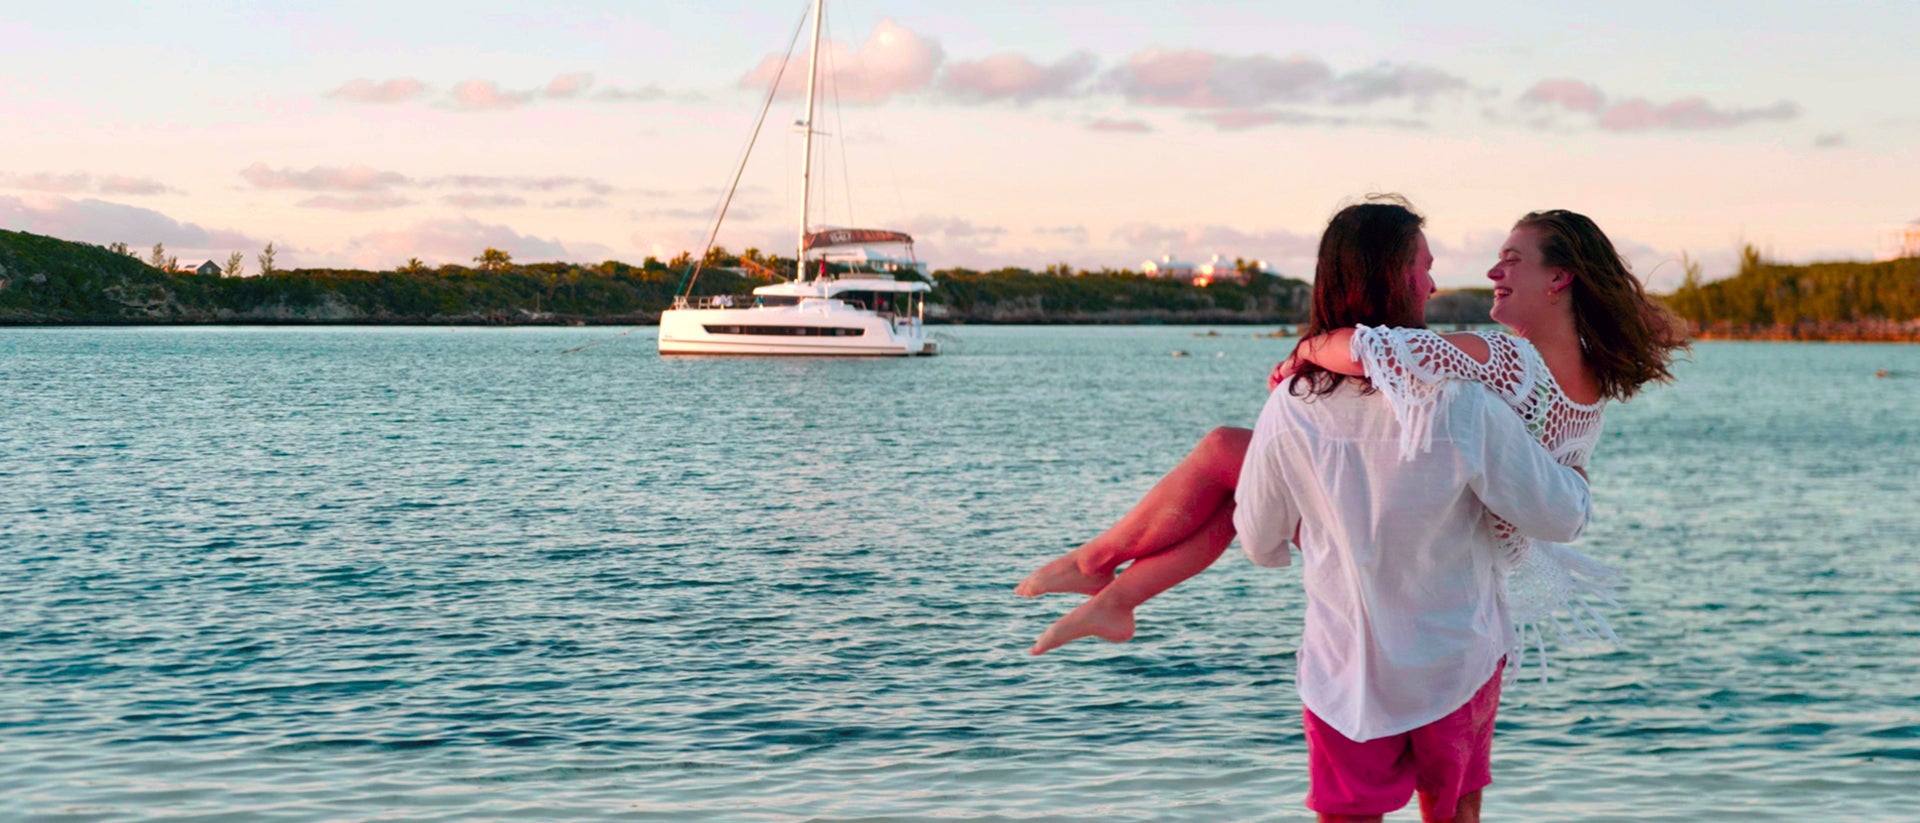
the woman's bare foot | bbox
[1029,596,1136,655]
[1014,552,1112,597]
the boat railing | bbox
[681,295,752,309]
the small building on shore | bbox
[1141,255,1197,280]
[1885,221,1920,260]
[1143,253,1275,286]
[172,260,221,276]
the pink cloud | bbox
[2,172,173,195]
[451,79,533,110]
[1086,117,1152,134]
[442,193,527,208]
[1329,63,1470,106]
[939,52,1096,104]
[242,162,409,192]
[1596,97,1800,131]
[0,194,264,252]
[1518,78,1799,132]
[740,18,944,104]
[544,73,594,99]
[425,175,613,195]
[345,217,575,265]
[1102,50,1330,108]
[295,193,414,211]
[901,215,1007,242]
[4,172,91,193]
[97,175,173,195]
[328,78,427,104]
[1520,78,1605,113]
[1195,110,1299,130]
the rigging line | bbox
[824,4,855,228]
[675,0,811,302]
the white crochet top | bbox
[1350,325,1604,470]
[1350,326,1616,674]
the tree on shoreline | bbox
[259,242,277,275]
[225,251,245,278]
[475,248,512,272]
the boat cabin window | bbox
[756,296,801,307]
[703,325,866,337]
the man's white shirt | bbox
[1233,379,1591,742]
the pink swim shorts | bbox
[1302,661,1505,816]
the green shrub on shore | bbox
[1664,246,1920,339]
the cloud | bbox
[1102,50,1331,109]
[939,51,1097,105]
[328,77,427,104]
[544,73,594,99]
[328,73,608,110]
[546,197,608,209]
[1519,78,1604,113]
[1191,109,1426,132]
[344,216,576,265]
[2,172,175,195]
[1087,117,1152,134]
[654,207,721,220]
[1328,63,1471,106]
[0,194,265,251]
[424,175,614,195]
[1095,50,1471,131]
[592,84,706,104]
[243,162,409,192]
[451,79,534,111]
[443,193,527,208]
[902,216,1007,242]
[97,175,174,195]
[1597,97,1800,131]
[240,166,613,201]
[296,193,414,211]
[1518,78,1801,132]
[1035,224,1090,244]
[3,172,90,193]
[740,18,944,104]
[1813,132,1847,149]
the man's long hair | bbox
[1287,195,1428,397]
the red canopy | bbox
[802,228,913,251]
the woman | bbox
[1017,208,1689,658]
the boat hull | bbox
[658,306,937,356]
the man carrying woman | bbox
[1022,196,1686,820]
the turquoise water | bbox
[3,326,1917,821]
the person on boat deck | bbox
[1235,198,1591,822]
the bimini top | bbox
[802,228,912,251]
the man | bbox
[1233,198,1591,823]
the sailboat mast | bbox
[796,0,825,282]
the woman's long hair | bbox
[1514,210,1690,401]
[1288,195,1428,397]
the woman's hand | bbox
[1268,354,1300,391]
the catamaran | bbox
[658,0,938,357]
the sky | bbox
[2,0,1916,289]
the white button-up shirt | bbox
[1233,380,1591,741]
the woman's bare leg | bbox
[1029,500,1237,655]
[1015,426,1250,597]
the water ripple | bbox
[2,329,1917,820]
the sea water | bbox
[2,326,1916,821]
